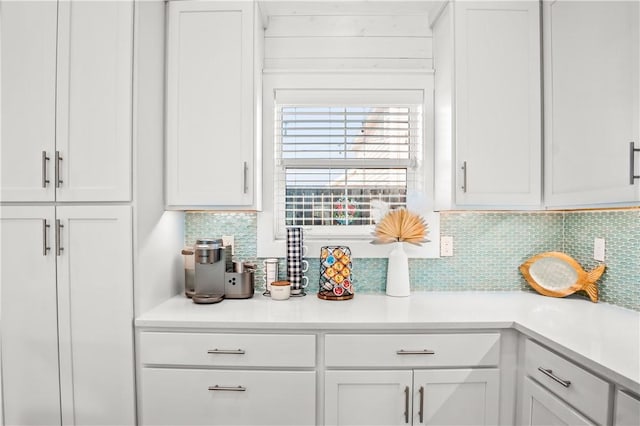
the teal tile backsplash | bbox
[563,210,640,311]
[185,209,639,311]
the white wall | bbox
[264,13,433,70]
[133,0,184,315]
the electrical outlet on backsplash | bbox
[184,209,640,311]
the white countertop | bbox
[136,291,640,393]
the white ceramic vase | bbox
[386,241,410,297]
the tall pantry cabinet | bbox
[0,1,136,424]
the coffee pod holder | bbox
[318,246,354,300]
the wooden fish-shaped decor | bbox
[519,251,605,303]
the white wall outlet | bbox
[440,236,453,257]
[222,235,235,255]
[593,237,605,262]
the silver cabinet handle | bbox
[538,367,571,388]
[42,151,50,188]
[243,161,248,194]
[461,161,468,192]
[42,219,51,256]
[55,219,64,256]
[207,349,245,355]
[396,349,435,355]
[404,386,410,424]
[208,385,246,392]
[418,386,424,423]
[55,151,63,188]
[630,142,639,184]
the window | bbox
[258,73,439,258]
[275,91,423,239]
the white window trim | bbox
[258,72,440,258]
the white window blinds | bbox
[274,90,424,237]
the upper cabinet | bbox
[165,0,261,209]
[1,0,133,203]
[433,1,542,210]
[543,0,640,208]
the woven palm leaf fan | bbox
[372,209,428,246]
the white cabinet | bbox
[325,370,413,426]
[141,369,315,425]
[325,369,500,426]
[0,206,60,425]
[615,390,640,426]
[0,0,133,203]
[433,1,542,209]
[416,369,500,425]
[166,0,259,209]
[1,205,136,425]
[138,332,316,425]
[323,333,501,425]
[520,377,594,425]
[0,1,57,202]
[519,339,611,425]
[543,0,640,207]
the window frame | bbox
[258,71,440,258]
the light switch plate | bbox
[440,236,453,257]
[593,237,605,262]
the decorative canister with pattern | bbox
[318,246,354,300]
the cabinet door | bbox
[0,1,57,202]
[414,369,500,425]
[454,1,541,207]
[55,0,133,202]
[141,368,316,425]
[520,377,594,426]
[1,206,60,425]
[615,390,640,426]
[55,206,135,425]
[544,1,640,207]
[324,370,413,426]
[166,0,254,208]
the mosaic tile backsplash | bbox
[185,209,639,311]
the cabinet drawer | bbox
[325,333,500,367]
[140,368,315,425]
[524,339,610,425]
[615,390,640,426]
[139,332,315,367]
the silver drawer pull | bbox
[207,349,245,355]
[55,151,63,187]
[42,151,50,188]
[538,367,571,388]
[404,386,409,424]
[418,386,425,423]
[630,142,640,184]
[208,385,246,392]
[42,219,51,256]
[396,349,435,355]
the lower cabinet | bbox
[323,333,502,425]
[615,390,640,426]
[520,377,593,425]
[325,369,500,425]
[1,205,135,425]
[140,368,315,425]
[519,338,611,425]
[138,332,317,425]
